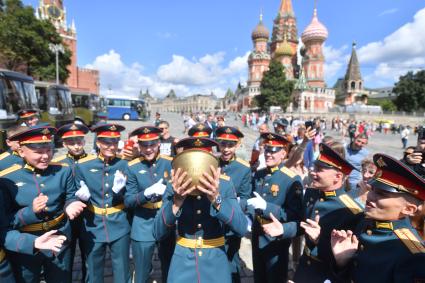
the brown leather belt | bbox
[20,213,65,232]
[256,215,272,225]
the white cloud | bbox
[323,44,349,84]
[86,50,249,98]
[357,7,425,86]
[379,8,398,17]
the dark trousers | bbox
[70,216,86,282]
[293,254,333,283]
[84,234,131,283]
[0,257,15,283]
[225,235,242,283]
[131,235,175,283]
[251,232,290,283]
[8,244,72,283]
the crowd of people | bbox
[0,109,424,283]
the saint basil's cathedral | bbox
[235,0,336,113]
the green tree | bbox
[0,0,71,82]
[224,88,234,98]
[254,60,294,111]
[367,98,397,112]
[393,70,425,111]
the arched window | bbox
[351,81,356,89]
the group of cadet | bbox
[0,109,424,283]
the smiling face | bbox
[63,137,85,156]
[140,141,160,161]
[219,141,239,162]
[264,147,286,168]
[310,164,343,191]
[365,186,418,221]
[19,144,53,170]
[96,139,119,159]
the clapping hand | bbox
[112,170,127,193]
[247,192,267,211]
[331,229,359,267]
[33,193,48,213]
[300,214,321,244]
[75,180,91,201]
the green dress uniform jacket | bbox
[250,165,304,283]
[74,154,130,243]
[124,154,175,283]
[0,150,22,171]
[124,154,172,242]
[219,157,251,282]
[340,217,425,283]
[293,187,363,283]
[153,176,247,283]
[0,162,77,282]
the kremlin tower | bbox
[36,0,99,95]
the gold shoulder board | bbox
[160,154,173,161]
[0,164,22,177]
[128,157,143,166]
[220,174,230,181]
[394,228,425,254]
[0,151,11,160]
[280,166,296,178]
[338,194,363,215]
[78,154,97,164]
[49,162,69,167]
[236,158,250,168]
[51,155,67,163]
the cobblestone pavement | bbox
[66,112,413,282]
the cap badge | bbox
[376,157,387,168]
[143,128,150,133]
[70,124,78,130]
[42,128,50,135]
[267,134,274,140]
[225,128,232,134]
[197,124,205,130]
[110,125,117,131]
[194,139,203,147]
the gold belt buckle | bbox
[196,237,203,249]
[42,222,50,231]
[102,208,107,215]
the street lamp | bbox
[49,43,64,84]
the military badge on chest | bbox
[270,184,279,197]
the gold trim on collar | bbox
[24,163,35,172]
[324,191,336,197]
[375,222,393,230]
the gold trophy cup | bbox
[172,149,219,196]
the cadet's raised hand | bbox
[262,213,284,237]
[171,168,194,210]
[76,180,91,201]
[34,229,67,253]
[197,166,220,203]
[300,214,321,244]
[33,193,48,213]
[65,201,86,220]
[304,126,317,142]
[331,229,358,267]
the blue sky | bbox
[24,0,425,98]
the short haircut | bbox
[7,125,28,139]
[361,158,375,170]
[327,141,346,158]
[355,133,369,140]
[158,120,170,127]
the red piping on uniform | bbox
[195,248,201,283]
[18,209,27,226]
[162,207,174,227]
[225,207,234,224]
[101,162,110,242]
[16,234,25,252]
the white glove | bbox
[247,192,267,211]
[112,170,127,194]
[76,180,91,201]
[144,179,166,199]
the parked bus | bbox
[71,91,105,126]
[106,96,148,121]
[35,81,74,127]
[0,69,38,151]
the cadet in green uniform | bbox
[331,153,425,283]
[248,132,303,283]
[0,125,27,171]
[53,123,90,282]
[16,110,40,127]
[262,142,363,283]
[188,123,212,138]
[215,126,251,283]
[74,124,131,283]
[0,126,86,283]
[124,126,175,283]
[153,137,247,283]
